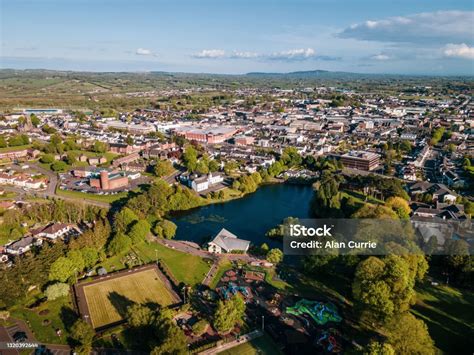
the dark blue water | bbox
[170,183,313,247]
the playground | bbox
[286,299,342,325]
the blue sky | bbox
[1,0,473,75]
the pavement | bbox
[198,330,263,354]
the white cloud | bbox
[192,49,226,58]
[443,43,474,60]
[267,48,316,61]
[136,48,156,56]
[191,47,339,62]
[339,11,474,44]
[229,51,259,59]
[371,53,391,61]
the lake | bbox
[170,183,314,247]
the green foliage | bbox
[213,294,246,333]
[9,134,29,146]
[153,219,177,239]
[107,233,132,256]
[154,159,174,177]
[45,283,70,301]
[81,247,100,268]
[182,145,198,172]
[113,207,139,234]
[0,136,7,148]
[191,319,209,336]
[129,219,151,244]
[51,160,68,172]
[93,140,108,153]
[430,127,445,146]
[352,255,427,321]
[70,319,95,354]
[364,341,395,355]
[152,313,188,355]
[385,313,435,354]
[67,249,85,273]
[40,154,55,164]
[126,304,156,328]
[49,257,77,282]
[281,147,302,167]
[311,170,343,217]
[266,248,284,264]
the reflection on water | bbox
[171,183,313,247]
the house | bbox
[208,228,250,254]
[5,236,43,255]
[408,182,458,204]
[32,223,73,240]
[180,172,224,193]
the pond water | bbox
[170,183,314,248]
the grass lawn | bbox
[209,258,233,289]
[217,334,283,355]
[10,296,76,345]
[133,241,211,286]
[412,283,474,354]
[0,145,32,153]
[56,187,126,204]
[82,268,177,329]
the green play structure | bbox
[286,299,342,325]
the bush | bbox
[191,319,209,336]
[45,283,70,300]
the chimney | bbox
[100,171,110,190]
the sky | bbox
[1,0,473,75]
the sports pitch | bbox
[80,267,179,329]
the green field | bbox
[412,283,474,354]
[10,296,75,345]
[217,334,283,355]
[133,242,211,286]
[82,268,178,329]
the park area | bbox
[75,265,180,329]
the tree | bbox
[30,114,40,127]
[152,314,188,355]
[191,319,209,336]
[385,197,411,219]
[70,319,95,355]
[385,313,435,354]
[107,233,132,256]
[45,283,70,300]
[129,219,151,245]
[65,151,79,165]
[153,220,177,239]
[113,207,139,234]
[281,147,302,167]
[93,140,108,153]
[352,255,425,321]
[40,154,55,164]
[266,248,284,264]
[213,294,246,333]
[67,250,85,273]
[0,136,7,148]
[154,160,174,177]
[49,257,77,282]
[182,145,198,172]
[51,161,68,172]
[81,248,99,268]
[126,304,155,327]
[364,340,395,355]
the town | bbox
[0,69,472,355]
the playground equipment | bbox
[286,299,342,325]
[217,282,251,299]
[316,329,342,353]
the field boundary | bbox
[73,263,181,331]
